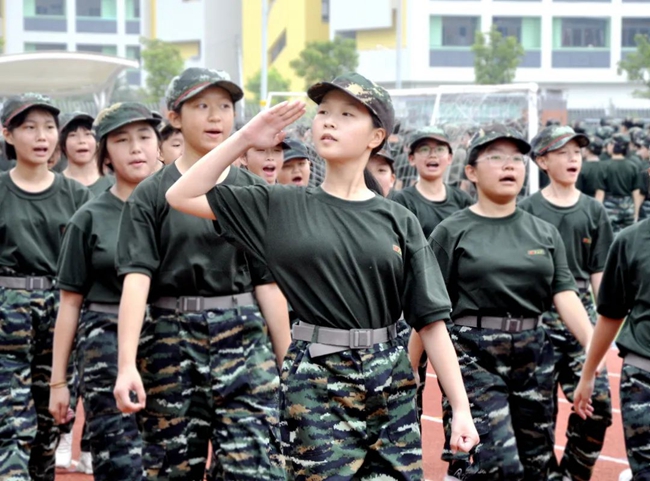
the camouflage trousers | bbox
[542,287,612,481]
[604,194,635,235]
[443,324,555,480]
[0,287,60,481]
[77,309,142,481]
[138,304,284,481]
[280,337,422,481]
[620,363,650,480]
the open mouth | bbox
[567,167,579,174]
[425,161,440,168]
[205,130,222,137]
[292,175,303,183]
[263,165,276,174]
[499,175,517,183]
[321,134,336,142]
[34,147,49,156]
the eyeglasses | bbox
[415,145,448,157]
[476,154,529,166]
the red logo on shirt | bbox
[582,238,592,244]
[393,245,402,256]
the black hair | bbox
[612,142,628,156]
[97,122,162,176]
[59,118,94,157]
[160,123,182,142]
[363,168,384,196]
[4,107,59,160]
[587,142,602,156]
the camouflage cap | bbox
[307,72,395,140]
[93,102,161,141]
[467,124,531,165]
[372,147,395,165]
[643,134,650,149]
[408,126,452,154]
[59,111,94,133]
[531,125,589,158]
[165,67,244,111]
[1,93,60,128]
[281,138,311,163]
[611,132,631,148]
[629,127,645,146]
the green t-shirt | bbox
[116,164,271,299]
[518,192,614,281]
[602,158,644,196]
[577,161,606,197]
[88,175,115,197]
[206,185,451,331]
[429,208,576,320]
[597,219,650,359]
[0,172,91,277]
[392,184,473,238]
[57,191,125,303]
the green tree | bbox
[472,25,524,84]
[245,67,292,104]
[618,34,650,99]
[290,37,358,88]
[140,37,184,103]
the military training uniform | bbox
[520,131,614,480]
[205,73,452,481]
[597,219,650,480]
[116,66,284,481]
[0,94,91,481]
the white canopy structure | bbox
[0,51,139,109]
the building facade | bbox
[329,0,650,113]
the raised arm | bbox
[166,100,306,219]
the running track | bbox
[56,347,628,480]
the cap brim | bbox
[103,117,162,138]
[409,134,453,154]
[468,136,531,164]
[61,113,94,132]
[374,152,395,164]
[283,152,310,162]
[308,81,382,127]
[180,80,244,107]
[548,133,590,153]
[5,102,60,127]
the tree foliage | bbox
[290,37,359,88]
[140,37,184,103]
[245,67,292,104]
[618,34,650,99]
[472,25,524,84]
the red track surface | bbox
[56,347,628,481]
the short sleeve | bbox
[206,184,271,263]
[597,236,631,319]
[588,205,614,274]
[56,221,90,294]
[550,228,577,294]
[595,165,606,191]
[402,244,451,331]
[391,190,408,209]
[115,195,160,278]
[248,255,275,286]
[428,225,454,287]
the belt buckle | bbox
[27,277,46,290]
[350,329,373,348]
[180,296,203,312]
[503,317,523,333]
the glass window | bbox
[622,18,650,47]
[25,42,67,51]
[34,0,65,15]
[322,0,330,23]
[76,0,100,16]
[442,16,479,46]
[493,17,523,42]
[561,18,607,47]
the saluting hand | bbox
[239,100,306,150]
[450,409,480,454]
[114,364,146,414]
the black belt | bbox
[454,315,541,332]
[0,276,52,290]
[624,353,650,372]
[86,302,120,315]
[152,292,256,313]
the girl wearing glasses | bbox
[429,126,594,480]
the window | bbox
[126,45,141,61]
[24,42,67,51]
[33,0,65,15]
[442,16,479,46]
[336,30,357,41]
[269,30,286,63]
[561,18,607,47]
[622,18,650,47]
[77,43,117,55]
[493,17,522,42]
[322,0,330,22]
[77,0,117,18]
